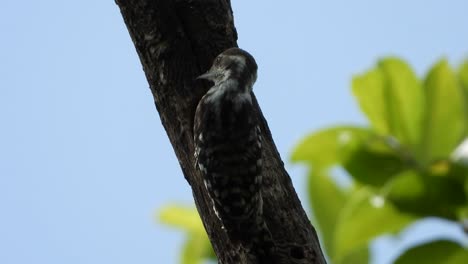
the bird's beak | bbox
[196,70,217,81]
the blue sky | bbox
[1,1,467,263]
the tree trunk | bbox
[115,0,327,263]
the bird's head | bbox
[197,48,258,92]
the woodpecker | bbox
[194,48,275,262]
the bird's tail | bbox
[225,216,277,263]
[249,218,277,264]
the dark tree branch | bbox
[115,0,326,263]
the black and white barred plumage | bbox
[194,48,275,262]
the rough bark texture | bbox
[115,0,327,263]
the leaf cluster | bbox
[291,58,468,263]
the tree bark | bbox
[115,0,327,263]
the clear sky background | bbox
[1,1,468,264]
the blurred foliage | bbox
[159,205,214,264]
[159,57,468,264]
[291,57,468,263]
[394,240,468,264]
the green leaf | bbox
[336,246,370,264]
[460,60,468,89]
[385,170,466,219]
[441,159,468,184]
[333,187,415,262]
[352,58,424,152]
[394,240,468,264]
[307,169,348,257]
[422,59,465,163]
[159,205,215,264]
[378,58,424,151]
[181,235,214,264]
[342,138,407,186]
[158,204,205,235]
[352,68,390,135]
[291,126,371,168]
[459,60,468,126]
[466,176,468,198]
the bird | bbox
[193,47,276,263]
